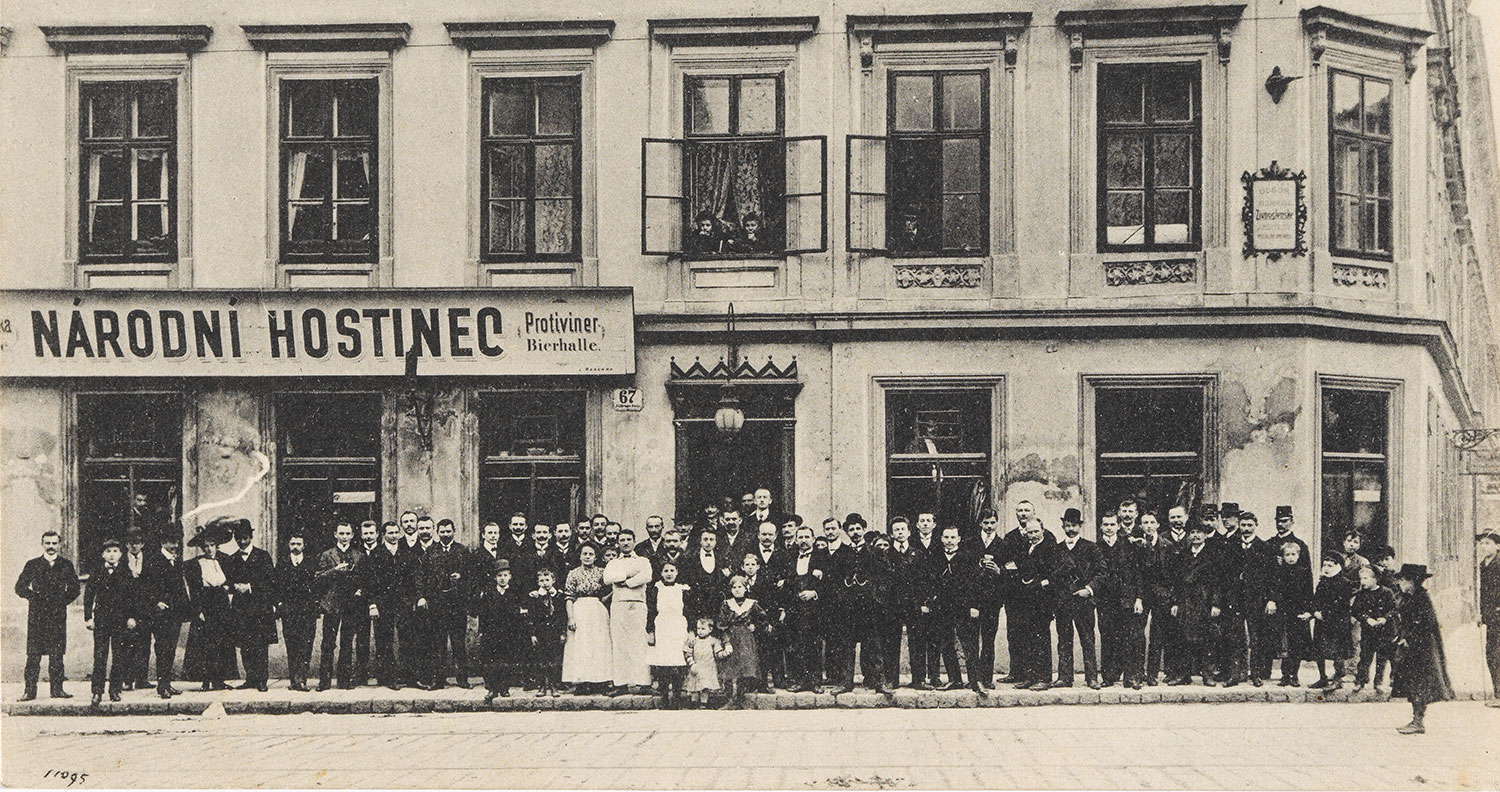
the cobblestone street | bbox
[3,702,1497,789]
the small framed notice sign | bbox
[1241,161,1307,260]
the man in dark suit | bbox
[353,520,380,684]
[84,538,145,707]
[1052,508,1103,689]
[499,513,531,560]
[316,521,365,690]
[683,526,731,621]
[1477,529,1500,704]
[1166,523,1223,685]
[832,526,890,694]
[634,515,667,560]
[221,519,277,692]
[885,516,929,688]
[362,521,416,689]
[418,518,472,690]
[513,523,562,596]
[996,500,1035,683]
[122,528,151,690]
[927,526,985,693]
[781,525,829,692]
[553,522,582,571]
[1224,511,1275,686]
[14,530,81,701]
[1096,511,1145,688]
[276,531,320,691]
[138,532,191,698]
[1010,517,1060,690]
[717,509,753,567]
[969,510,1006,689]
[746,489,786,538]
[472,522,504,589]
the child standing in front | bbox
[1267,540,1313,686]
[683,615,730,707]
[717,574,769,708]
[646,560,692,708]
[1310,552,1354,691]
[530,568,567,697]
[1350,564,1396,693]
[477,559,529,704]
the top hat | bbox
[1395,563,1433,581]
[1275,505,1294,520]
[1062,508,1083,525]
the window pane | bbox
[288,204,329,241]
[488,145,526,199]
[1104,134,1144,188]
[89,151,128,201]
[1154,134,1191,187]
[135,84,174,139]
[940,138,982,192]
[1332,73,1362,132]
[135,149,167,200]
[334,203,371,242]
[686,141,781,231]
[1364,79,1391,137]
[1375,198,1392,252]
[1365,142,1391,197]
[941,73,983,131]
[1099,68,1143,123]
[287,150,330,200]
[1152,190,1192,244]
[1096,387,1203,454]
[1105,191,1145,245]
[1361,199,1389,253]
[536,81,577,136]
[1149,67,1195,122]
[335,150,372,200]
[888,390,990,455]
[890,138,939,250]
[278,393,381,458]
[87,89,127,139]
[940,193,983,251]
[334,81,376,138]
[488,200,526,253]
[536,199,575,254]
[1332,137,1361,195]
[286,82,331,137]
[893,74,935,132]
[738,77,778,134]
[136,204,166,240]
[1332,195,1360,250]
[688,78,730,135]
[1322,389,1387,455]
[89,204,126,242]
[535,144,575,198]
[488,80,532,137]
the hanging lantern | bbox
[715,388,744,435]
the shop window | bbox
[477,391,586,526]
[847,71,988,255]
[280,79,378,264]
[78,81,177,263]
[1328,71,1392,259]
[641,74,826,257]
[481,76,581,262]
[1097,63,1200,252]
[276,392,381,556]
[886,389,991,530]
[77,392,182,571]
[1321,387,1389,550]
[1095,386,1204,517]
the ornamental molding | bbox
[444,20,615,50]
[1104,259,1196,286]
[648,16,818,47]
[1057,5,1245,69]
[1332,263,1389,289]
[1301,6,1431,80]
[894,265,982,288]
[669,356,798,382]
[41,24,213,55]
[242,23,411,52]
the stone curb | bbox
[0,685,1438,716]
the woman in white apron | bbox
[646,560,692,707]
[562,544,612,693]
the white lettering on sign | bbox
[0,288,635,377]
[611,388,643,412]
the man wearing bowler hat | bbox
[221,519,277,691]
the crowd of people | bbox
[14,489,1498,734]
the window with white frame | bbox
[1097,63,1200,252]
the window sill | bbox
[681,252,786,263]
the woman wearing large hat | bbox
[1390,564,1454,734]
[181,519,236,690]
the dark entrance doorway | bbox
[276,391,382,556]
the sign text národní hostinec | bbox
[0,289,635,377]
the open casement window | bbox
[482,77,582,262]
[1329,71,1393,260]
[280,79,378,264]
[79,81,177,263]
[1097,64,1201,252]
[847,135,888,253]
[640,136,827,256]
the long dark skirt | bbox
[183,596,237,683]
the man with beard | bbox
[1010,517,1059,690]
[15,530,81,701]
[1166,523,1224,685]
[221,519,276,692]
[417,518,471,690]
[781,525,829,692]
[717,509,751,567]
[926,526,984,693]
[634,515,667,560]
[833,519,889,694]
[1052,508,1102,689]
[276,531,320,692]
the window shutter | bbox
[846,135,887,253]
[782,136,827,254]
[641,137,684,256]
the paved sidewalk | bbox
[2,679,1453,716]
[3,702,1497,789]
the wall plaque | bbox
[1241,161,1307,260]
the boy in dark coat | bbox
[84,539,145,707]
[1391,564,1453,734]
[14,530,81,700]
[1266,540,1314,685]
[477,559,530,703]
[529,567,568,697]
[1309,552,1354,691]
[1350,563,1396,692]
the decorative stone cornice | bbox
[669,356,798,383]
[1105,259,1196,286]
[895,265,983,289]
[1332,263,1390,289]
[846,13,1031,44]
[1301,6,1431,79]
[40,25,213,55]
[242,23,410,53]
[648,16,818,47]
[444,20,615,51]
[1057,5,1245,68]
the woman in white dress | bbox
[562,544,612,694]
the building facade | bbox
[2,0,1498,687]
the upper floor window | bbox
[1097,63,1200,252]
[887,71,988,255]
[79,81,177,263]
[482,77,581,262]
[1329,70,1392,259]
[642,74,826,257]
[280,79,378,264]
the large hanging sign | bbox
[0,288,635,377]
[1241,161,1308,260]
